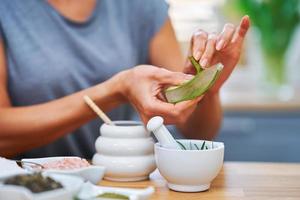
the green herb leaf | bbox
[194,143,200,150]
[200,141,206,150]
[189,141,193,150]
[176,141,186,150]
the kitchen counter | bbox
[221,91,300,112]
[100,162,300,200]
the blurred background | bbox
[167,0,300,162]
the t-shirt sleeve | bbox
[137,0,169,64]
[147,0,169,39]
[0,22,3,40]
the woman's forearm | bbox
[178,92,222,140]
[0,72,125,158]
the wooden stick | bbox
[83,95,114,125]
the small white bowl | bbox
[155,140,224,192]
[22,157,105,184]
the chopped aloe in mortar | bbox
[165,56,223,103]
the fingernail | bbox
[200,58,208,67]
[185,74,194,80]
[216,39,224,51]
[194,51,201,60]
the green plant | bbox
[234,0,300,85]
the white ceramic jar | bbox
[92,121,156,182]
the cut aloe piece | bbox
[189,56,203,74]
[97,193,129,199]
[165,57,223,103]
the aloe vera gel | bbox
[165,57,223,103]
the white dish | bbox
[22,157,105,184]
[0,173,84,200]
[0,157,28,180]
[77,182,154,200]
[155,140,224,192]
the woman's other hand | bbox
[184,15,250,93]
[117,65,202,124]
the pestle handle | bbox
[147,116,180,149]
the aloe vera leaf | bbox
[194,143,200,150]
[176,141,186,150]
[165,63,223,103]
[188,56,203,74]
[200,141,206,150]
[97,193,129,200]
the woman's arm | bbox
[149,17,249,139]
[0,41,127,157]
[0,40,200,157]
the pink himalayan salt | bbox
[42,157,90,170]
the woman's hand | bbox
[184,16,250,93]
[118,65,202,124]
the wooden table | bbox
[100,162,300,200]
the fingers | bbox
[183,61,197,74]
[216,23,235,51]
[174,96,203,111]
[139,81,204,125]
[192,30,208,60]
[156,96,202,123]
[141,96,201,124]
[216,16,249,51]
[232,15,250,44]
[199,33,218,68]
[184,30,208,75]
[154,68,194,86]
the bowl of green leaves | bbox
[154,139,224,192]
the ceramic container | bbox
[155,139,224,192]
[92,121,156,182]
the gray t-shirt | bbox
[0,0,168,158]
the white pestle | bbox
[147,116,180,149]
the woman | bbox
[0,0,249,158]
